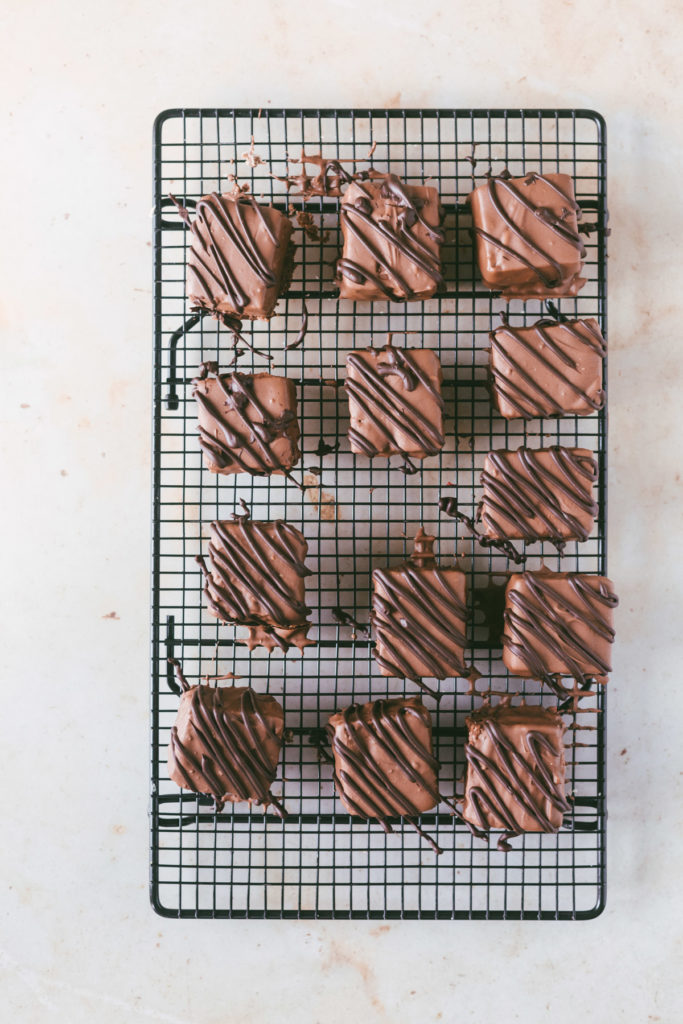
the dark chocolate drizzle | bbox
[439,498,526,564]
[346,345,445,458]
[332,606,371,639]
[472,174,585,290]
[480,447,598,550]
[465,714,570,846]
[193,366,299,480]
[198,517,311,644]
[504,572,618,691]
[286,301,309,351]
[327,700,458,855]
[490,319,606,419]
[170,684,287,816]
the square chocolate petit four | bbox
[503,570,618,687]
[345,343,444,460]
[193,363,300,477]
[337,173,443,301]
[469,172,586,299]
[462,702,569,848]
[490,317,606,420]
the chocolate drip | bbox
[465,715,569,842]
[198,518,311,636]
[286,301,309,350]
[327,699,456,855]
[439,498,526,564]
[481,447,598,549]
[193,367,299,479]
[170,684,286,816]
[504,572,618,689]
[490,319,606,419]
[345,346,445,457]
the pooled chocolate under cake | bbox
[168,672,286,816]
[193,363,300,477]
[197,509,312,652]
[175,191,294,320]
[479,446,598,548]
[371,529,467,690]
[469,172,586,299]
[336,173,444,301]
[327,697,446,852]
[503,569,618,690]
[345,342,445,461]
[490,318,606,420]
[462,702,569,850]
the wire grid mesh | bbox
[151,108,608,920]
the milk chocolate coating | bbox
[168,684,285,814]
[490,318,606,419]
[372,529,467,682]
[480,446,598,545]
[336,174,444,301]
[469,172,586,299]
[462,702,569,839]
[345,344,444,459]
[503,569,618,687]
[198,518,313,652]
[327,697,439,820]
[193,366,300,477]
[185,192,294,320]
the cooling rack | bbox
[151,108,608,920]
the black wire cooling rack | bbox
[151,108,608,920]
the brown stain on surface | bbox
[101,611,120,620]
[322,940,386,1017]
[304,473,339,521]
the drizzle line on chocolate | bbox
[286,300,309,351]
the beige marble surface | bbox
[3,0,683,1020]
